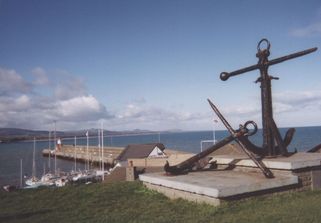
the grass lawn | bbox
[0,181,321,223]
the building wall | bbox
[103,167,127,183]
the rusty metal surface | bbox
[165,99,274,178]
[164,118,258,175]
[307,143,321,153]
[207,99,273,178]
[220,39,317,157]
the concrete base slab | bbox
[139,170,298,199]
[211,152,321,170]
[143,182,221,206]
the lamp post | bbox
[213,119,218,145]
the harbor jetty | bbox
[42,144,194,168]
[42,145,124,166]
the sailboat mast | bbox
[98,128,101,170]
[48,131,51,172]
[54,121,57,175]
[20,158,23,188]
[86,131,89,171]
[32,137,36,178]
[74,136,77,172]
[101,121,104,181]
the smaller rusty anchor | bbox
[165,99,274,178]
[207,99,273,178]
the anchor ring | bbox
[257,38,271,52]
[243,120,258,136]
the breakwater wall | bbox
[42,145,124,166]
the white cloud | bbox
[0,68,31,95]
[274,91,321,111]
[0,94,112,130]
[32,67,49,85]
[114,102,209,130]
[56,95,110,121]
[54,76,87,100]
[14,95,31,111]
[223,105,260,117]
[290,21,321,37]
[202,91,321,130]
[219,91,321,118]
[0,95,31,112]
[1,65,320,131]
[0,66,113,130]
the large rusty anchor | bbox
[220,39,317,157]
[165,99,274,178]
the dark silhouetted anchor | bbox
[220,39,317,157]
[164,39,318,178]
[165,99,274,178]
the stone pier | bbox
[42,144,124,166]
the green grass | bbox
[1,182,321,223]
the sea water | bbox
[1,126,321,186]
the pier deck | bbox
[42,144,192,167]
[42,145,124,166]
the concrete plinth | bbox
[139,152,321,205]
[140,171,297,198]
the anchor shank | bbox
[258,54,275,156]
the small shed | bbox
[117,143,166,166]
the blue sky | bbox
[0,0,321,131]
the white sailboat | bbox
[25,138,43,188]
[25,138,58,188]
[96,122,109,179]
[55,176,69,187]
[25,138,49,188]
[72,131,98,182]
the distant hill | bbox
[0,128,50,137]
[0,128,62,143]
[0,128,158,143]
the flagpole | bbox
[213,119,218,144]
